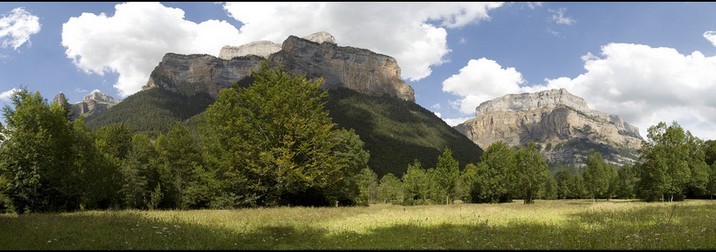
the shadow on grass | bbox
[1,202,715,250]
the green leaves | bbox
[583,152,617,201]
[514,142,549,204]
[201,62,367,207]
[637,121,710,201]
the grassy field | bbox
[1,199,715,250]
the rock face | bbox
[302,31,336,44]
[142,53,264,98]
[67,90,120,120]
[270,35,414,102]
[218,41,282,60]
[53,93,69,107]
[142,32,415,102]
[454,88,643,166]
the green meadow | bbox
[1,200,715,250]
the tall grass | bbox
[1,200,714,249]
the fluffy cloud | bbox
[550,8,575,25]
[61,2,243,97]
[442,117,472,127]
[705,31,716,47]
[541,43,716,139]
[223,2,504,81]
[442,58,525,114]
[0,88,19,101]
[0,7,41,50]
[442,43,716,139]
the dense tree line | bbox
[0,64,368,213]
[2,66,716,213]
[355,122,716,205]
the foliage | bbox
[457,163,480,203]
[155,123,205,209]
[554,170,572,199]
[0,89,80,213]
[583,152,617,201]
[476,142,516,203]
[402,160,431,205]
[636,122,709,201]
[201,63,367,207]
[377,173,403,204]
[432,147,460,204]
[325,88,482,177]
[615,164,638,199]
[86,88,214,137]
[704,140,716,166]
[355,168,379,205]
[514,142,550,204]
[541,175,558,200]
[708,162,716,198]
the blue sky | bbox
[1,2,716,140]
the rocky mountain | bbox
[86,32,481,176]
[454,88,643,166]
[72,90,119,120]
[142,32,415,102]
[53,90,119,121]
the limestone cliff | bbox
[58,90,119,120]
[142,53,263,98]
[454,88,643,166]
[218,41,281,60]
[142,32,415,102]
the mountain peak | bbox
[476,88,590,116]
[302,31,336,44]
[455,89,643,166]
[146,32,415,102]
[83,90,118,104]
[53,92,68,107]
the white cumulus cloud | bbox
[442,43,716,140]
[0,7,41,50]
[540,43,716,140]
[705,31,716,47]
[0,88,20,101]
[61,2,243,97]
[442,58,525,114]
[223,2,504,81]
[442,117,472,127]
[550,8,575,25]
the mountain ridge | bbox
[455,88,643,166]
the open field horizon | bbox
[2,199,715,250]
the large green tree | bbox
[514,142,549,204]
[554,170,572,200]
[402,160,430,205]
[704,140,716,166]
[478,142,516,203]
[201,63,367,207]
[583,152,616,201]
[433,147,460,204]
[355,167,379,205]
[156,123,205,209]
[708,162,716,199]
[637,122,706,201]
[377,173,403,204]
[0,89,79,213]
[615,164,638,199]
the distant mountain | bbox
[454,88,643,166]
[325,88,481,177]
[142,32,415,102]
[85,88,213,136]
[53,90,120,121]
[85,32,483,176]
